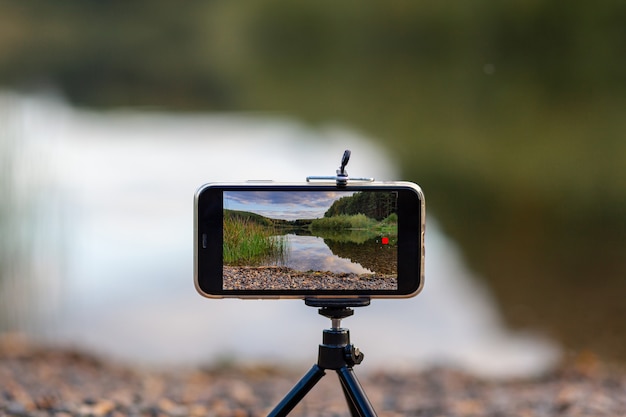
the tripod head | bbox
[305,297,370,329]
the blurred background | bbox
[1,1,624,375]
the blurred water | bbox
[0,92,559,378]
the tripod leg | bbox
[267,364,326,417]
[336,367,378,417]
[340,380,362,417]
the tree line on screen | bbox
[311,192,397,232]
[324,191,396,221]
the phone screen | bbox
[223,190,399,291]
[195,182,424,299]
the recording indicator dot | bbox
[381,237,389,245]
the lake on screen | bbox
[0,92,559,378]
[268,233,395,275]
[277,234,370,274]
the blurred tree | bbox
[1,0,625,362]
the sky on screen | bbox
[224,190,356,221]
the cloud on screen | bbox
[224,190,355,220]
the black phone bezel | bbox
[194,182,424,298]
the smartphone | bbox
[194,181,425,299]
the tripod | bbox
[268,298,377,417]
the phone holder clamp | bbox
[306,150,374,188]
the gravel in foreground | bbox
[1,336,625,417]
[223,266,397,291]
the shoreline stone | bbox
[223,265,397,291]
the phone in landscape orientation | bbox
[194,181,425,299]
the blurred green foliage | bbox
[1,0,626,361]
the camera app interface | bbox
[223,190,398,291]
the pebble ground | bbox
[1,336,625,416]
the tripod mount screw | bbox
[345,345,364,366]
